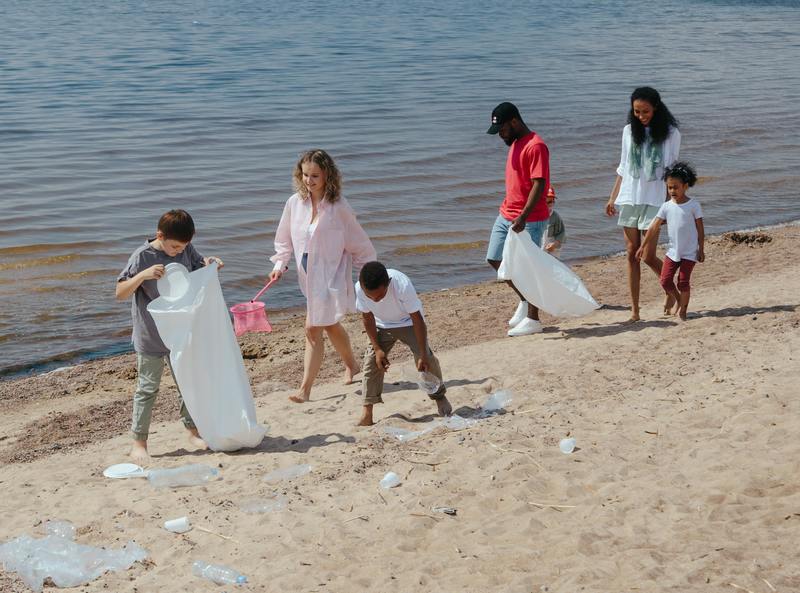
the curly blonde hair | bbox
[292,149,342,203]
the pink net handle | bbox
[251,278,278,303]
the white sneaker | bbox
[508,301,528,327]
[507,317,543,337]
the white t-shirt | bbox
[615,125,681,207]
[355,269,423,329]
[655,198,704,262]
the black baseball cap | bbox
[487,102,521,134]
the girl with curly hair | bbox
[605,87,681,320]
[636,162,705,321]
[270,149,376,403]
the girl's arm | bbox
[341,199,376,270]
[269,198,294,281]
[607,127,628,216]
[635,218,664,261]
[696,217,705,262]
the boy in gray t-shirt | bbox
[116,209,223,462]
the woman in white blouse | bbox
[605,87,681,322]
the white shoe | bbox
[507,317,543,337]
[508,301,528,327]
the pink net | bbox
[229,301,272,337]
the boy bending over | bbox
[356,261,452,426]
[116,209,223,462]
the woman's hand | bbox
[269,269,283,282]
[605,199,617,217]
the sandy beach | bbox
[1,225,799,593]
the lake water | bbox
[2,0,799,375]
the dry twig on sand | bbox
[196,526,239,544]
[528,501,577,510]
[487,440,543,470]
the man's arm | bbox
[409,311,430,372]
[511,178,545,233]
[362,312,389,371]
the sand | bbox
[1,226,799,593]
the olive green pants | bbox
[361,325,445,405]
[131,353,195,441]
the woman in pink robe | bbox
[269,149,376,403]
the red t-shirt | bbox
[500,131,551,222]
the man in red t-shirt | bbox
[486,102,551,336]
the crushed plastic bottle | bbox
[147,464,219,488]
[416,371,443,395]
[192,560,248,585]
[380,471,402,489]
[559,437,576,454]
[441,414,476,431]
[381,425,432,443]
[263,464,311,483]
[45,520,76,540]
[239,494,288,514]
[0,521,147,592]
[479,389,513,416]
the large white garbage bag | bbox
[497,229,600,317]
[147,262,267,451]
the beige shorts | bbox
[617,204,661,230]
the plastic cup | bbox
[559,437,576,454]
[380,472,401,489]
[163,516,192,533]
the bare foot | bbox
[186,427,209,450]
[343,364,360,385]
[664,293,677,315]
[436,397,453,417]
[356,405,374,426]
[678,308,688,321]
[129,440,150,463]
[289,393,310,404]
[623,314,640,324]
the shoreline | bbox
[1,223,798,592]
[0,223,791,465]
[3,217,798,381]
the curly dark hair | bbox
[628,87,679,146]
[663,161,698,187]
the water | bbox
[2,0,799,376]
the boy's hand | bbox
[697,248,705,263]
[416,355,430,373]
[375,350,390,372]
[545,241,560,253]
[141,264,165,280]
[204,256,224,268]
[269,270,283,282]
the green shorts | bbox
[617,204,661,230]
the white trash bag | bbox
[147,262,267,451]
[497,229,599,317]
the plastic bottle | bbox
[192,560,248,585]
[147,464,219,488]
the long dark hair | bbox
[628,87,679,146]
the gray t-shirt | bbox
[117,239,205,355]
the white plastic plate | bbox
[156,262,191,301]
[103,463,147,479]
